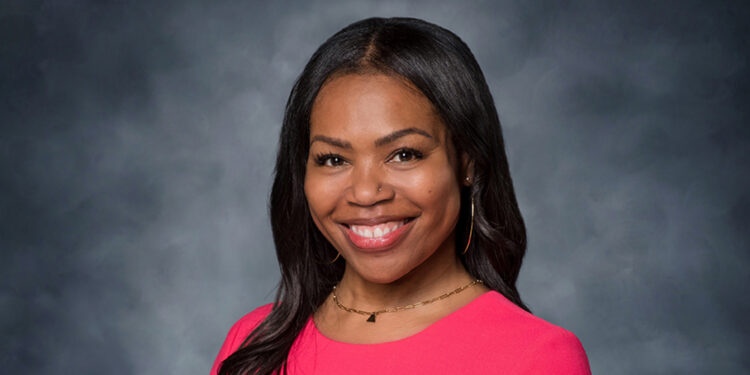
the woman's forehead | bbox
[309,73,447,144]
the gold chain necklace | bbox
[331,279,483,323]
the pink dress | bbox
[211,290,592,374]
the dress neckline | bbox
[308,289,498,346]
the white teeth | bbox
[350,220,407,238]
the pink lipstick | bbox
[342,218,415,251]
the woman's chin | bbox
[345,260,411,285]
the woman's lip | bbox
[340,216,414,226]
[340,218,415,252]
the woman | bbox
[212,17,591,374]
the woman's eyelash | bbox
[314,153,345,166]
[391,148,424,162]
[313,148,424,167]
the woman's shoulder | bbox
[210,303,275,375]
[223,302,275,347]
[464,291,592,373]
[232,302,275,331]
[475,291,579,335]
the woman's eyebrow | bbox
[310,127,434,149]
[374,127,433,147]
[310,135,352,149]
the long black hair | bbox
[219,16,529,375]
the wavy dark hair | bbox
[219,16,529,375]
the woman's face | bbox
[305,73,469,284]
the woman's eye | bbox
[391,148,423,163]
[314,153,346,167]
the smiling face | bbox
[304,72,470,284]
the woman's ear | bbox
[461,152,474,186]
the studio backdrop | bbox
[2,1,748,374]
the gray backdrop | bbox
[2,0,748,374]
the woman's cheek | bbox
[306,172,341,212]
[412,163,456,200]
[304,172,324,211]
[426,165,461,216]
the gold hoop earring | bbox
[461,195,474,255]
[330,252,341,263]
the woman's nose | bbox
[348,163,392,206]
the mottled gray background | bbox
[2,0,748,374]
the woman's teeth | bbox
[350,220,407,238]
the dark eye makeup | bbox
[313,147,424,167]
[313,152,345,167]
[391,148,424,163]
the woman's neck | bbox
[335,248,476,310]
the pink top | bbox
[211,290,591,374]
